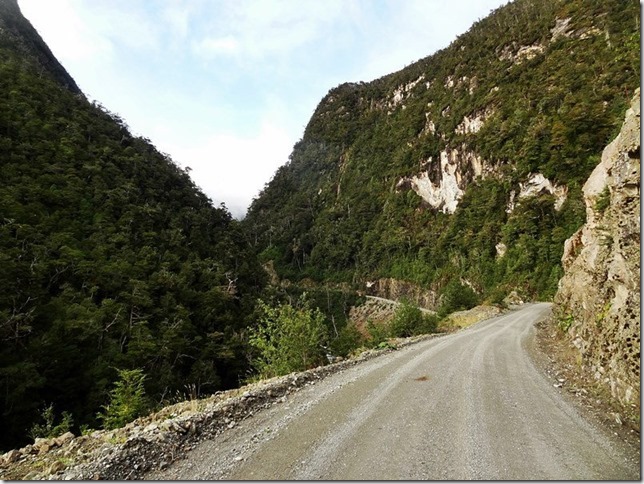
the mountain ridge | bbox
[0,0,265,452]
[0,0,639,462]
[0,0,81,94]
[244,0,639,303]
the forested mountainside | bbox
[1,0,640,456]
[244,0,640,303]
[0,0,267,451]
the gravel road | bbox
[146,303,639,480]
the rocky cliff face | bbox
[554,89,640,407]
[365,278,437,310]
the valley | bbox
[0,0,639,478]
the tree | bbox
[439,281,479,317]
[248,297,328,379]
[389,300,438,337]
[97,368,149,430]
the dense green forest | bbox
[0,0,371,451]
[0,0,272,450]
[0,0,640,453]
[244,0,640,301]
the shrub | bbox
[438,280,479,317]
[389,300,438,337]
[366,319,389,347]
[249,296,328,379]
[330,323,364,357]
[389,301,421,337]
[418,312,440,334]
[558,313,574,333]
[594,185,611,214]
[29,404,73,440]
[98,368,149,430]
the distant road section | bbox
[148,303,639,480]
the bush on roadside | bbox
[362,301,440,350]
[330,323,364,357]
[29,404,73,440]
[389,300,439,337]
[438,280,479,317]
[98,368,149,430]
[249,296,328,379]
[366,319,389,347]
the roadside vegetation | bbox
[248,297,329,379]
[248,296,458,380]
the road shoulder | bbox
[527,311,640,455]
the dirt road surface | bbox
[146,303,639,480]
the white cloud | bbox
[161,0,200,40]
[156,118,294,219]
[193,35,240,58]
[74,1,164,53]
[18,0,113,62]
[191,0,354,62]
[20,0,169,59]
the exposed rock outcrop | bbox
[396,146,492,214]
[554,89,640,407]
[455,107,494,135]
[506,172,568,213]
[349,296,399,330]
[499,42,545,64]
[365,278,437,311]
[387,75,426,110]
[550,17,573,41]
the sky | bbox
[18,0,507,218]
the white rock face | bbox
[550,17,572,41]
[391,89,404,106]
[499,43,545,64]
[517,44,544,60]
[455,107,493,135]
[505,190,516,214]
[420,114,436,136]
[399,147,487,214]
[520,173,555,196]
[495,242,507,258]
[410,176,459,214]
[468,76,478,95]
[388,75,425,108]
[578,26,602,40]
[507,173,568,212]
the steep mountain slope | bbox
[0,0,80,93]
[244,0,640,303]
[0,0,265,451]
